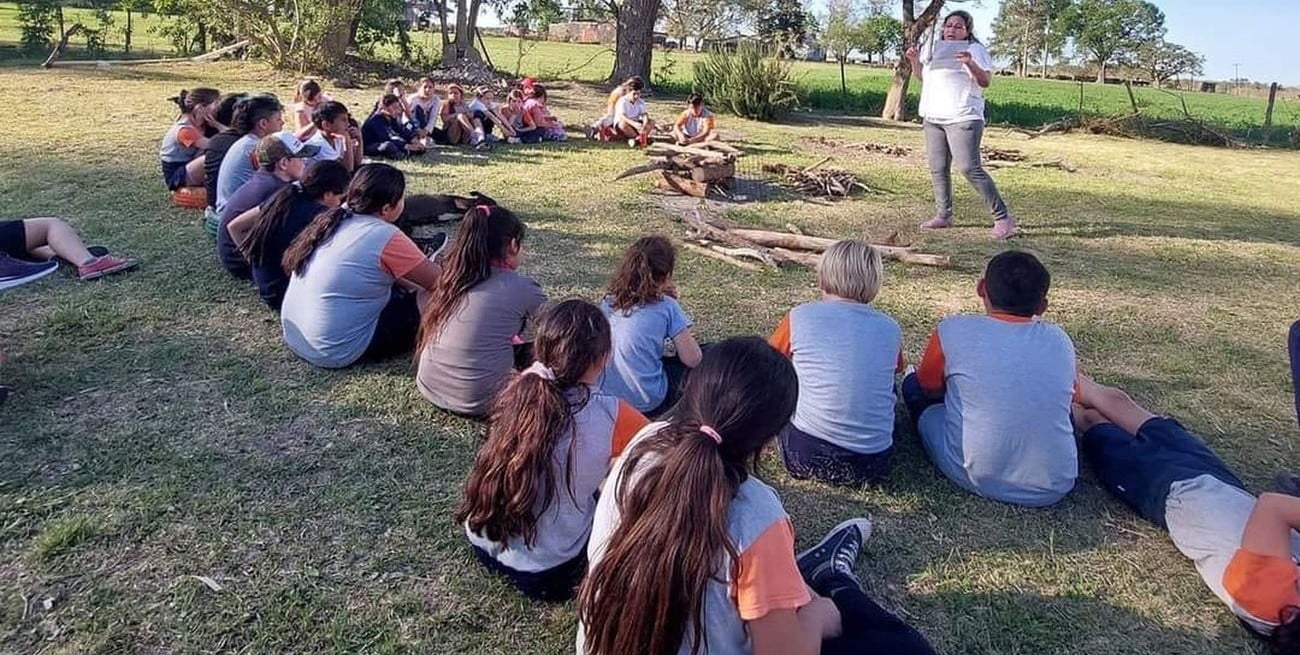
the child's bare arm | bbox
[1241,493,1300,558]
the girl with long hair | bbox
[457,299,647,601]
[159,87,222,190]
[415,204,547,415]
[280,163,441,368]
[599,235,702,416]
[226,160,349,310]
[578,337,936,655]
[291,78,330,138]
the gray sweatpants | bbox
[923,119,1009,223]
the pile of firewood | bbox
[762,158,870,199]
[801,136,913,157]
[981,146,1028,162]
[677,209,950,271]
[613,142,743,199]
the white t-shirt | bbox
[406,93,442,131]
[918,41,993,124]
[302,130,346,166]
[615,96,647,123]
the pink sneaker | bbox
[991,216,1018,240]
[78,254,138,281]
[920,216,953,230]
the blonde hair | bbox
[817,240,884,304]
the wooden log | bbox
[44,39,249,68]
[682,210,786,269]
[727,227,951,267]
[41,23,86,68]
[654,172,712,198]
[703,142,743,155]
[690,160,736,183]
[647,143,733,160]
[680,242,762,272]
[612,159,672,181]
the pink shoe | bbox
[991,216,1018,240]
[920,216,953,230]
[78,254,138,281]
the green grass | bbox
[2,60,1300,654]
[29,516,100,561]
[0,2,174,61]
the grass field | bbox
[2,60,1300,655]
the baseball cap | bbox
[257,132,320,168]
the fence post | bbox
[1265,82,1279,129]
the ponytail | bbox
[607,235,675,311]
[169,87,221,117]
[578,337,798,655]
[281,163,404,276]
[417,205,526,350]
[281,207,351,276]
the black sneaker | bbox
[1274,472,1300,498]
[797,518,873,589]
[413,232,449,259]
[0,253,58,291]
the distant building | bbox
[547,21,616,44]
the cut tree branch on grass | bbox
[41,24,86,68]
[679,242,763,272]
[762,162,870,199]
[725,228,951,267]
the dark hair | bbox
[626,76,645,91]
[687,93,704,106]
[529,84,548,100]
[232,94,283,135]
[312,100,350,128]
[607,235,675,312]
[213,93,247,127]
[984,250,1050,317]
[295,79,322,104]
[243,160,350,266]
[383,78,404,91]
[577,337,798,655]
[380,93,401,109]
[169,87,221,115]
[455,299,613,546]
[282,163,406,276]
[943,10,980,43]
[1271,607,1300,655]
[417,205,526,349]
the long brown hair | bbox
[416,205,526,350]
[578,337,798,655]
[607,235,675,311]
[282,163,405,276]
[455,299,612,545]
[243,160,349,266]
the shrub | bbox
[692,42,800,121]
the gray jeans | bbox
[923,119,1009,223]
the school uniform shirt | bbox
[599,296,692,414]
[415,267,547,415]
[160,117,202,163]
[769,300,904,455]
[250,194,326,311]
[362,112,414,151]
[916,312,1080,506]
[302,130,348,167]
[203,129,243,210]
[406,93,442,132]
[918,41,994,124]
[1161,474,1300,634]
[217,170,290,277]
[578,421,812,655]
[467,389,648,573]
[615,96,648,123]
[675,108,715,138]
[215,133,261,213]
[280,213,426,368]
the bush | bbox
[692,43,800,121]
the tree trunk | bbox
[124,9,131,54]
[609,0,659,85]
[839,58,847,108]
[1097,59,1107,83]
[442,0,485,65]
[882,0,944,121]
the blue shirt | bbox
[215,134,259,213]
[217,170,289,279]
[599,296,692,413]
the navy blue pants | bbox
[814,571,936,655]
[1290,320,1300,429]
[780,424,894,486]
[900,373,943,428]
[472,546,586,602]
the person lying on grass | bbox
[672,93,719,146]
[613,81,654,148]
[577,337,937,655]
[457,299,648,602]
[1073,376,1300,653]
[363,94,427,160]
[159,87,223,191]
[0,217,136,282]
[216,133,318,280]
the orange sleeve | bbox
[1073,373,1083,403]
[610,400,650,458]
[379,232,426,279]
[607,90,621,113]
[178,126,201,147]
[1224,549,1300,623]
[735,519,812,620]
[768,313,793,358]
[916,329,946,393]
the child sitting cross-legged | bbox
[612,81,654,148]
[902,250,1081,507]
[770,240,905,486]
[363,94,426,160]
[457,299,649,602]
[599,235,702,417]
[672,93,719,146]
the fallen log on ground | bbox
[679,242,763,272]
[727,228,951,267]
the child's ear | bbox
[976,277,988,299]
[508,238,521,255]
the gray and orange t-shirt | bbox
[160,117,203,163]
[467,388,648,572]
[579,422,812,655]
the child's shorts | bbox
[0,219,28,259]
[162,160,189,190]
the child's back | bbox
[600,295,692,414]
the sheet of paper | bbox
[928,40,969,71]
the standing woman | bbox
[906,11,1016,240]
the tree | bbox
[1135,39,1203,87]
[822,0,867,103]
[990,0,1069,77]
[608,0,661,84]
[881,0,959,121]
[1063,0,1165,82]
[757,0,810,58]
[860,13,902,63]
[661,0,751,49]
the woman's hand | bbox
[905,45,920,62]
[956,51,973,66]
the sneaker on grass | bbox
[0,253,58,291]
[412,232,449,260]
[796,518,873,590]
[77,255,138,281]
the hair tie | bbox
[522,361,555,381]
[476,204,493,216]
[699,425,723,445]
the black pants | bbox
[814,571,936,655]
[364,139,409,160]
[362,288,421,362]
[1290,320,1300,429]
[472,546,586,602]
[472,110,496,136]
[780,424,894,486]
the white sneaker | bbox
[507,137,521,144]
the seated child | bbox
[302,101,363,172]
[585,76,640,140]
[0,217,136,282]
[440,84,477,146]
[458,299,649,602]
[291,79,331,138]
[216,133,317,279]
[363,94,426,160]
[203,93,249,212]
[901,250,1080,507]
[578,337,937,655]
[371,78,410,120]
[1074,376,1300,648]
[160,87,222,190]
[280,164,442,368]
[215,94,285,214]
[613,82,654,148]
[770,241,904,486]
[227,160,349,311]
[523,85,567,142]
[467,86,513,146]
[500,90,529,144]
[673,93,719,145]
[406,77,444,144]
[415,205,547,416]
[599,235,702,416]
